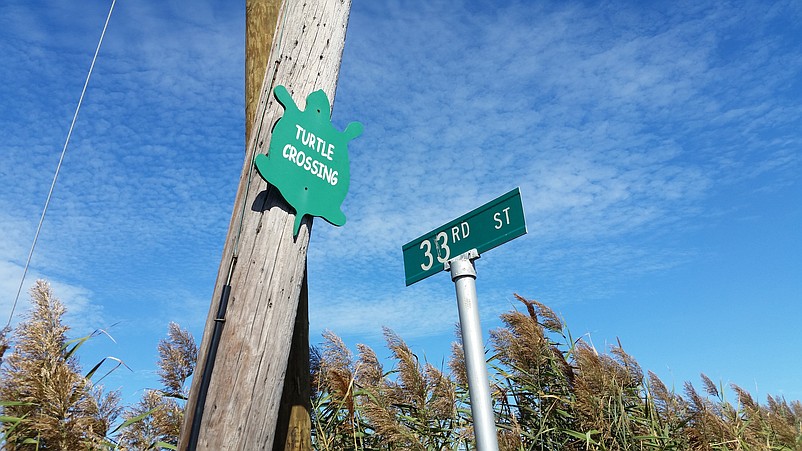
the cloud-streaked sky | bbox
[2,0,800,405]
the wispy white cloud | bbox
[310,283,456,341]
[0,0,244,349]
[306,0,802,353]
[1,0,800,401]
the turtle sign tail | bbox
[293,213,306,238]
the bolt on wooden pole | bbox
[179,1,355,449]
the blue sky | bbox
[1,0,800,408]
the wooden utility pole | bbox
[179,1,354,449]
[245,0,281,146]
[247,2,312,449]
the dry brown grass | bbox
[310,293,802,450]
[4,284,799,450]
[0,280,120,449]
[117,390,183,450]
[117,321,197,449]
[312,327,467,450]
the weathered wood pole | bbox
[179,1,354,449]
[248,1,312,449]
[272,267,311,451]
[245,0,281,146]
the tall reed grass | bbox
[2,283,799,449]
[0,281,196,450]
[311,294,802,450]
[0,280,122,450]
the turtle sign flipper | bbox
[273,85,297,113]
[254,153,273,185]
[254,153,267,175]
[323,208,346,227]
[344,121,363,141]
[291,206,345,237]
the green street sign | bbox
[402,188,527,286]
[255,85,363,236]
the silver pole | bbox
[446,249,499,451]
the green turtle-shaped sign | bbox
[255,85,362,236]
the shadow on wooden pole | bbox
[273,266,311,451]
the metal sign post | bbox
[445,249,498,451]
[402,188,527,451]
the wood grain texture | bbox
[272,270,311,451]
[179,0,353,449]
[246,0,280,146]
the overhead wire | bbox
[6,0,118,330]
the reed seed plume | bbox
[318,329,357,421]
[731,383,756,411]
[355,340,410,447]
[513,293,563,333]
[699,373,720,399]
[609,340,643,388]
[0,280,120,449]
[118,321,197,449]
[448,340,467,387]
[321,329,353,375]
[647,370,688,427]
[157,322,198,398]
[355,343,382,387]
[118,389,182,449]
[489,294,577,449]
[647,370,671,406]
[491,309,548,372]
[312,328,468,449]
[383,327,426,404]
[424,363,456,421]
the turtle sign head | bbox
[306,90,332,119]
[254,85,362,237]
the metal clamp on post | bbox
[444,249,480,278]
